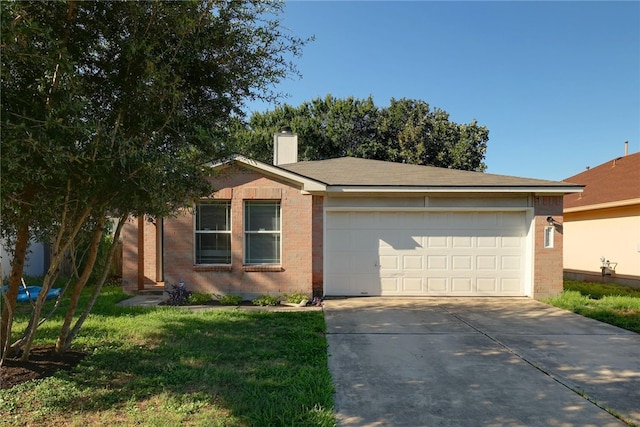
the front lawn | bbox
[0,286,335,426]
[546,280,640,333]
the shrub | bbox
[188,292,213,305]
[217,294,243,306]
[167,282,192,306]
[252,294,279,306]
[282,291,309,304]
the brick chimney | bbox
[273,126,298,166]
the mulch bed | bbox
[1,345,86,390]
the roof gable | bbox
[564,152,640,210]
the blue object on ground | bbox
[2,285,61,302]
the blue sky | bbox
[245,1,640,181]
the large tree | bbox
[230,95,489,171]
[0,0,308,361]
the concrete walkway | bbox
[324,297,640,426]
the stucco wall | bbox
[564,205,640,279]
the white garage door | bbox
[325,211,527,296]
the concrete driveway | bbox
[323,298,640,426]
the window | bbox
[195,201,231,264]
[543,226,554,249]
[244,201,281,264]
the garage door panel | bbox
[402,278,423,293]
[501,278,522,293]
[379,255,399,270]
[501,255,522,270]
[452,256,472,270]
[477,256,497,270]
[502,236,523,248]
[427,236,448,248]
[452,278,472,292]
[325,211,527,296]
[427,255,447,269]
[381,277,399,293]
[403,255,423,270]
[477,236,498,248]
[427,277,448,292]
[452,236,473,248]
[477,278,498,292]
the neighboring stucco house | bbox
[122,132,582,300]
[563,150,640,287]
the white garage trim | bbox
[324,207,534,297]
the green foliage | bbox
[546,281,640,333]
[2,286,335,425]
[0,0,309,356]
[562,280,640,299]
[252,294,280,306]
[187,292,213,305]
[282,291,309,304]
[229,95,489,171]
[216,294,243,306]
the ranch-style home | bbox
[121,131,583,300]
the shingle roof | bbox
[279,157,579,189]
[564,151,640,209]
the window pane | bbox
[196,234,231,264]
[245,233,280,264]
[245,201,280,231]
[197,202,230,231]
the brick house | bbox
[563,149,640,287]
[122,132,583,300]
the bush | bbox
[252,294,279,306]
[166,282,192,306]
[282,291,308,304]
[216,294,243,306]
[188,292,213,305]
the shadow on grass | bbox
[6,306,335,426]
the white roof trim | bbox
[564,197,640,213]
[326,186,582,194]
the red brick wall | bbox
[532,195,564,299]
[160,164,314,299]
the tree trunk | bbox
[0,222,30,362]
[55,216,105,353]
[61,213,128,353]
[18,205,92,361]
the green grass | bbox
[546,280,640,333]
[1,286,335,426]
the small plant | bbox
[282,291,309,304]
[216,294,243,306]
[167,280,192,306]
[252,294,280,306]
[188,292,213,305]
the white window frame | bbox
[244,200,281,265]
[543,226,554,249]
[194,200,231,265]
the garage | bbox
[325,210,530,296]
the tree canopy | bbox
[230,95,489,171]
[0,0,308,360]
